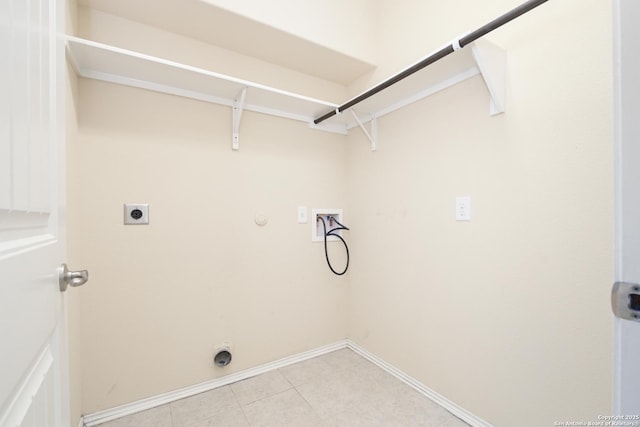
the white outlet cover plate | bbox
[124,203,149,225]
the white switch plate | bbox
[455,197,471,221]
[297,206,307,224]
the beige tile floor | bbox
[97,349,469,427]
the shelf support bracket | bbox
[350,110,377,152]
[232,86,248,150]
[470,39,507,116]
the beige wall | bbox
[69,8,350,413]
[346,0,613,426]
[70,80,349,412]
[200,0,377,65]
[68,0,614,425]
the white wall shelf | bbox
[66,36,506,150]
[65,36,346,148]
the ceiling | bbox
[77,0,376,85]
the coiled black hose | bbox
[317,216,350,276]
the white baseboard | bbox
[345,340,493,427]
[83,339,491,427]
[82,340,347,426]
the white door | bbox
[0,0,72,426]
[613,0,640,416]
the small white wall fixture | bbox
[65,36,506,151]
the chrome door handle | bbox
[612,281,640,322]
[59,263,89,292]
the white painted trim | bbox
[243,103,320,126]
[0,210,51,231]
[82,339,491,427]
[79,70,335,131]
[80,69,235,108]
[307,121,349,135]
[0,234,57,261]
[346,340,494,427]
[82,340,348,426]
[77,416,85,427]
[0,346,54,427]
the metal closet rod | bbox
[313,0,550,125]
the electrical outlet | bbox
[124,203,149,225]
[455,197,470,221]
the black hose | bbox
[317,216,350,276]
